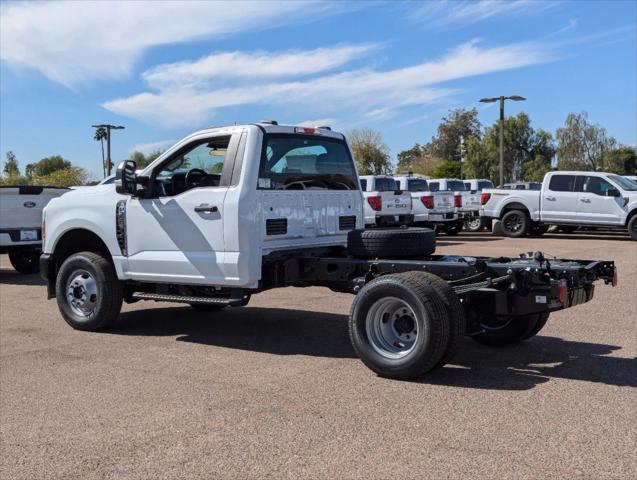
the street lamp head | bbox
[508,95,526,101]
[479,97,498,103]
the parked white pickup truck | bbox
[359,175,412,226]
[462,178,495,231]
[481,171,637,239]
[392,174,457,228]
[0,185,69,273]
[39,122,617,380]
[428,178,480,234]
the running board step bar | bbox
[131,292,248,306]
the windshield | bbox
[258,134,358,190]
[407,179,429,192]
[609,174,637,191]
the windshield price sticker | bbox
[258,178,272,189]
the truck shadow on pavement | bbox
[0,269,45,286]
[112,306,636,390]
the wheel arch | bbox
[51,228,113,274]
[499,202,530,219]
[625,208,637,226]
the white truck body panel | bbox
[392,175,456,224]
[359,175,411,226]
[428,178,480,217]
[0,186,69,249]
[44,124,364,288]
[481,171,637,226]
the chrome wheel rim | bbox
[66,270,98,318]
[466,218,482,230]
[366,297,419,359]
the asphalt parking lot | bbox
[1,231,636,479]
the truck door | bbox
[576,175,623,225]
[123,133,242,285]
[541,174,578,222]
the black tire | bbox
[442,221,463,235]
[347,228,435,258]
[8,249,40,274]
[464,217,485,232]
[471,313,543,347]
[628,215,637,240]
[349,272,450,380]
[559,225,578,233]
[500,210,530,238]
[522,312,550,340]
[55,251,123,331]
[528,224,549,237]
[407,272,466,367]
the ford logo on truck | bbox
[23,201,36,208]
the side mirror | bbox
[606,188,621,197]
[115,160,137,195]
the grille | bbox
[339,215,357,231]
[266,218,287,235]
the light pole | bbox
[92,124,125,176]
[479,95,525,186]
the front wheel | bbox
[628,215,637,240]
[55,251,123,331]
[500,210,530,237]
[8,249,41,274]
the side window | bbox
[548,175,576,192]
[429,182,439,192]
[582,176,613,196]
[360,179,367,191]
[154,136,232,197]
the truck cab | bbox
[359,175,412,227]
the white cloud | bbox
[413,0,553,26]
[296,119,338,128]
[103,40,553,128]
[142,45,379,90]
[0,0,343,87]
[130,139,176,154]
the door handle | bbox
[194,204,218,213]
[580,198,591,203]
[545,196,556,201]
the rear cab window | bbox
[445,180,466,191]
[548,175,576,192]
[478,181,494,190]
[374,177,398,192]
[407,179,429,192]
[258,134,358,190]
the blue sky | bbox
[1,0,635,180]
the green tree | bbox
[3,151,19,177]
[94,127,108,177]
[396,143,426,172]
[25,155,72,178]
[129,149,164,169]
[556,112,617,171]
[31,167,88,187]
[347,128,392,175]
[434,160,461,178]
[425,108,482,162]
[603,146,637,174]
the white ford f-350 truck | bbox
[40,122,617,380]
[358,175,412,227]
[391,174,458,228]
[0,185,69,273]
[481,171,637,239]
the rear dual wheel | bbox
[349,272,464,380]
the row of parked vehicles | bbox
[359,174,490,234]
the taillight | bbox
[558,278,568,304]
[420,195,434,209]
[367,196,382,211]
[480,193,491,205]
[454,194,462,208]
[612,267,618,287]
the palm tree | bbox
[94,127,108,177]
